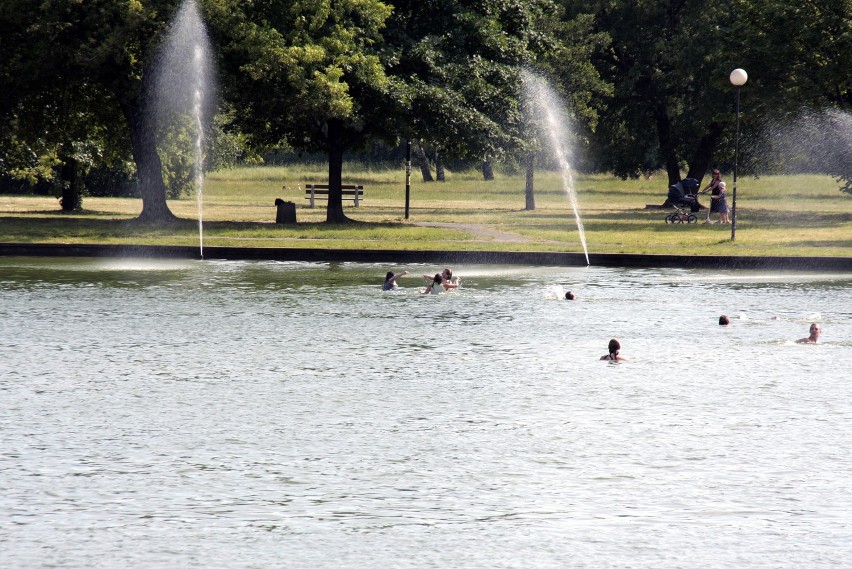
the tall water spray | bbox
[521,71,589,264]
[761,108,852,193]
[149,0,215,258]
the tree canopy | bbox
[0,0,848,222]
[207,0,403,221]
[576,0,850,186]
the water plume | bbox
[521,70,589,264]
[759,108,852,192]
[148,0,216,258]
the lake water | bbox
[1,257,850,568]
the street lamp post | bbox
[405,140,411,220]
[729,68,747,240]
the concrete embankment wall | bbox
[1,243,851,272]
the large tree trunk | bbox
[415,141,433,182]
[524,153,535,211]
[119,98,176,224]
[654,101,680,185]
[435,150,445,182]
[325,118,351,223]
[59,153,81,211]
[686,121,723,185]
[482,157,495,181]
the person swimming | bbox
[422,268,461,291]
[600,338,627,361]
[422,273,444,295]
[382,270,408,291]
[565,291,577,300]
[796,323,821,344]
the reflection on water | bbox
[1,258,851,568]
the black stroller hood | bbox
[667,178,702,211]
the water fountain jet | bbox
[761,108,852,193]
[149,0,215,259]
[521,70,590,265]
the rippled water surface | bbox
[1,257,850,568]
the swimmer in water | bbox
[600,338,627,361]
[422,273,444,295]
[796,323,821,344]
[382,270,408,291]
[422,267,461,291]
[719,315,730,326]
[565,291,577,300]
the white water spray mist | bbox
[149,0,215,259]
[520,70,589,265]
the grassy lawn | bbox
[1,165,850,257]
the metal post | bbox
[405,140,411,220]
[731,86,740,241]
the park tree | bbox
[0,0,185,222]
[0,1,129,210]
[519,8,611,208]
[723,0,850,112]
[385,0,564,180]
[206,0,401,222]
[721,0,851,192]
[383,0,610,207]
[575,0,850,188]
[207,0,591,219]
[570,0,739,186]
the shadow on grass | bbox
[736,209,852,226]
[521,208,851,228]
[0,214,445,242]
[789,239,852,248]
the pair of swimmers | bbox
[564,289,621,360]
[601,321,822,362]
[719,315,823,344]
[422,268,461,295]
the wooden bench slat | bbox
[302,189,364,195]
[303,184,363,190]
[298,183,365,208]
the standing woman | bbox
[701,169,725,223]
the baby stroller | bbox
[665,178,700,224]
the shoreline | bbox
[1,242,851,271]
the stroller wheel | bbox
[687,214,697,223]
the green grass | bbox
[1,165,850,256]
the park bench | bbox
[301,184,365,208]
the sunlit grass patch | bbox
[1,166,849,257]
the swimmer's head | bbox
[565,291,576,300]
[385,272,394,281]
[433,273,443,283]
[442,268,453,280]
[608,338,620,355]
[719,315,730,325]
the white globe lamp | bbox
[730,68,748,87]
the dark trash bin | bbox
[275,198,296,224]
